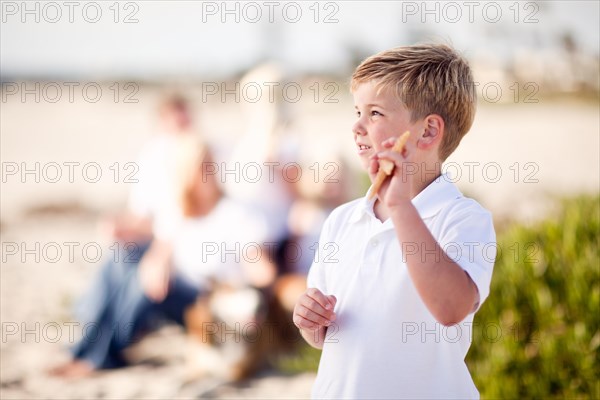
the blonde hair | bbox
[170,135,212,217]
[351,44,476,161]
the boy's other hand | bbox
[293,288,337,331]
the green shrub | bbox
[274,343,321,374]
[467,194,600,399]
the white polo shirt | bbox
[307,174,496,399]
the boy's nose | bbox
[352,120,366,136]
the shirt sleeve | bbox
[306,214,333,293]
[438,207,496,313]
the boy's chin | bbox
[366,171,377,186]
[359,158,371,171]
[358,157,378,186]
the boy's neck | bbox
[373,170,441,222]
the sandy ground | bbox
[1,83,598,398]
[0,213,315,399]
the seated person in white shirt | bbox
[103,94,195,245]
[51,136,275,378]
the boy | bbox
[293,44,496,398]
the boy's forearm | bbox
[300,326,327,350]
[390,201,477,325]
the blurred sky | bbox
[1,0,599,79]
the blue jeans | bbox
[71,242,199,369]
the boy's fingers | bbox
[301,291,336,320]
[299,295,335,320]
[381,137,397,147]
[306,288,334,311]
[377,150,404,166]
[327,295,337,308]
[296,305,335,327]
[293,313,319,331]
[380,138,412,157]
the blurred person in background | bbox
[223,63,296,258]
[56,94,196,374]
[50,106,276,378]
[220,64,304,351]
[100,94,195,246]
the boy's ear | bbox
[417,114,444,149]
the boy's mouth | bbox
[357,144,371,150]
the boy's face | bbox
[352,81,423,176]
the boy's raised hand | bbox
[293,288,337,331]
[370,136,415,207]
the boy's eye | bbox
[356,111,361,117]
[371,110,382,117]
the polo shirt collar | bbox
[348,192,378,223]
[348,173,463,224]
[411,173,463,219]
